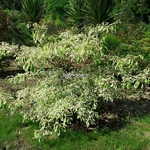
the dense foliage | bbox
[0,0,150,141]
[0,22,148,139]
[44,0,68,21]
[114,0,150,24]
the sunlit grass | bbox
[0,110,150,150]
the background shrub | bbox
[0,9,11,42]
[103,34,121,52]
[113,0,150,24]
[0,0,22,10]
[44,0,68,21]
[0,9,33,45]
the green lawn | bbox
[0,110,150,150]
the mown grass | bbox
[0,109,150,150]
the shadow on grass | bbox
[95,97,150,132]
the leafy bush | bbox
[115,22,145,44]
[5,23,149,140]
[0,9,33,45]
[17,22,117,72]
[9,51,150,140]
[4,10,33,45]
[144,24,150,38]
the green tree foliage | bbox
[113,0,150,24]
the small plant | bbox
[21,0,44,23]
[67,0,114,29]
[103,34,121,52]
[85,0,114,26]
[67,0,85,29]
